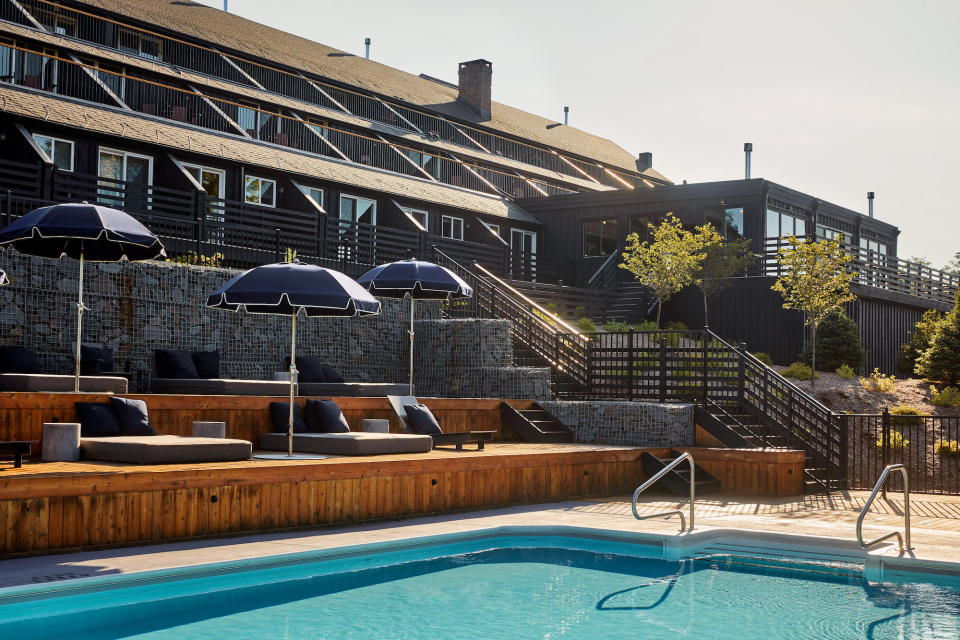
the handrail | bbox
[856,464,911,552]
[631,452,695,532]
[586,248,620,286]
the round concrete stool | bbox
[42,423,81,461]
[361,419,390,433]
[192,421,226,438]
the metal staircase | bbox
[500,402,574,443]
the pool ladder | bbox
[631,452,694,532]
[857,464,912,553]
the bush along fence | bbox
[436,252,960,494]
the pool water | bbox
[1,534,958,640]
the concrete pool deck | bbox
[2,490,960,588]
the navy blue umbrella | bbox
[0,268,7,287]
[0,203,165,391]
[357,260,473,395]
[207,262,381,458]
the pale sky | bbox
[199,0,959,267]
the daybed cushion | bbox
[305,399,350,433]
[155,349,198,379]
[191,350,220,378]
[321,364,345,383]
[404,404,443,435]
[259,432,432,456]
[109,397,157,436]
[81,435,252,464]
[75,402,123,437]
[80,343,113,376]
[0,347,41,374]
[150,378,291,396]
[297,382,411,397]
[270,401,308,433]
[0,374,128,393]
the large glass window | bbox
[339,195,376,224]
[236,103,257,137]
[766,209,808,238]
[441,215,464,240]
[724,207,744,238]
[98,148,153,209]
[860,237,888,255]
[244,175,276,207]
[583,218,618,257]
[816,225,846,242]
[32,134,73,171]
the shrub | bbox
[889,405,923,426]
[860,368,897,393]
[917,291,960,385]
[632,321,658,332]
[896,309,944,377]
[575,317,598,334]
[877,430,909,451]
[938,440,960,458]
[664,321,688,332]
[930,385,960,409]
[835,364,855,379]
[601,320,631,333]
[801,311,866,371]
[169,251,224,268]
[752,352,773,366]
[781,362,817,380]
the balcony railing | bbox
[0,161,527,279]
[2,0,649,189]
[0,42,575,200]
[761,236,959,306]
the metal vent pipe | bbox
[364,38,371,59]
[563,106,569,125]
[744,142,753,179]
[868,191,875,217]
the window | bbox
[307,118,330,140]
[244,175,276,207]
[860,237,888,255]
[300,185,324,209]
[486,223,500,237]
[405,149,436,175]
[766,209,807,238]
[441,215,463,240]
[816,225,846,242]
[32,134,73,171]
[34,8,77,36]
[724,207,744,238]
[118,28,161,61]
[583,217,618,257]
[402,208,428,231]
[98,148,153,208]
[236,103,258,137]
[339,195,376,224]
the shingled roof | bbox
[70,0,646,174]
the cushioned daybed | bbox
[82,435,252,464]
[0,346,128,393]
[150,349,289,396]
[259,432,431,455]
[286,356,409,397]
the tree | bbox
[619,214,704,328]
[801,311,865,371]
[917,291,960,385]
[944,251,960,276]
[694,224,755,328]
[908,256,932,268]
[896,309,944,377]
[771,235,857,389]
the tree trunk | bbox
[811,322,817,391]
[656,299,663,329]
[702,291,709,328]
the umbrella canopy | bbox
[0,203,165,261]
[0,203,165,392]
[356,260,473,300]
[207,262,380,458]
[357,260,474,395]
[0,268,7,286]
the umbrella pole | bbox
[408,296,415,397]
[73,251,85,393]
[288,311,297,457]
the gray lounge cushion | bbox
[109,397,157,436]
[298,382,410,397]
[151,378,291,396]
[0,373,128,393]
[75,402,123,437]
[259,432,432,456]
[404,404,443,435]
[81,435,252,464]
[305,399,350,433]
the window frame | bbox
[97,146,154,185]
[441,215,464,241]
[338,194,377,225]
[582,216,618,257]
[244,174,277,208]
[403,207,428,232]
[300,185,324,210]
[32,133,74,172]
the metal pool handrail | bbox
[631,452,694,532]
[857,464,912,552]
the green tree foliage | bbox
[771,235,856,390]
[944,251,960,276]
[801,311,865,371]
[619,214,705,328]
[897,309,944,377]
[694,225,755,328]
[917,291,960,385]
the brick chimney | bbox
[457,59,492,121]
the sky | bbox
[198,0,959,267]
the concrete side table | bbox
[42,423,81,462]
[192,421,226,438]
[361,419,390,433]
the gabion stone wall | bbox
[540,401,693,447]
[0,253,547,398]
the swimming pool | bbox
[1,528,958,639]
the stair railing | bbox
[857,464,911,552]
[631,452,695,532]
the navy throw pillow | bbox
[404,404,442,435]
[80,343,113,375]
[305,399,350,433]
[75,402,123,437]
[288,356,325,383]
[191,350,220,379]
[321,364,345,383]
[269,402,308,433]
[109,397,157,436]
[155,350,198,379]
[0,346,42,374]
